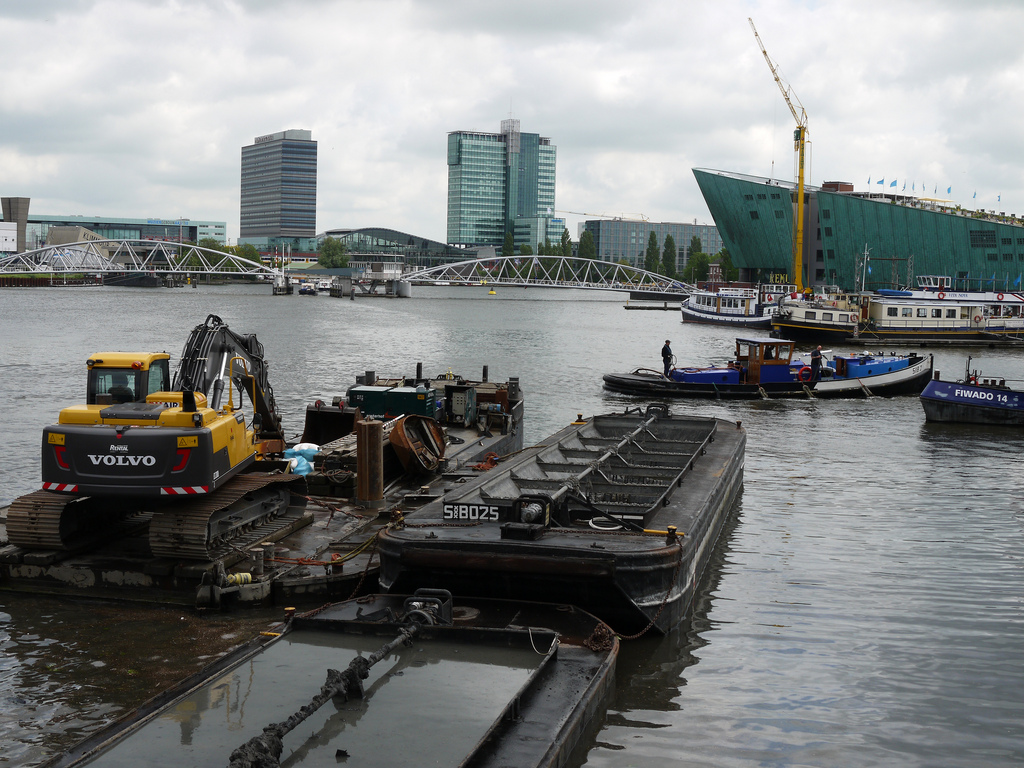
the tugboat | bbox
[603,337,933,398]
[920,356,1024,424]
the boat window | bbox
[931,308,942,318]
[805,311,816,319]
[960,308,971,319]
[902,307,913,317]
[822,312,833,320]
[887,307,898,317]
[917,308,928,317]
[946,309,957,318]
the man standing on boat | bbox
[662,340,673,378]
[811,345,823,381]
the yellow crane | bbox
[749,17,808,291]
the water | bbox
[2,284,1024,767]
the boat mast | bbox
[750,18,809,292]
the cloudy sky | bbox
[3,0,1023,244]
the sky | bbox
[3,0,1024,245]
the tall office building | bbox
[240,129,317,242]
[447,120,557,249]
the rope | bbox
[612,537,684,641]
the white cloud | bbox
[2,0,1024,242]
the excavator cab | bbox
[87,353,171,405]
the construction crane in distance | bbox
[749,17,808,291]
[557,210,650,222]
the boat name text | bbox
[954,388,1011,403]
[443,503,500,521]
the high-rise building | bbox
[240,129,317,243]
[447,120,557,250]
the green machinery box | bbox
[346,385,437,420]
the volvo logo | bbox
[88,454,157,466]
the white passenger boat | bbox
[682,283,797,329]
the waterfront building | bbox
[318,227,476,269]
[693,168,1024,290]
[447,119,557,251]
[20,213,225,251]
[240,129,317,249]
[582,219,723,271]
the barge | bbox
[920,357,1024,425]
[0,365,524,610]
[377,406,746,636]
[43,590,617,768]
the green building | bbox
[694,168,1024,291]
[447,120,558,251]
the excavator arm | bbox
[172,314,285,442]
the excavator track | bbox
[6,491,140,552]
[149,472,307,561]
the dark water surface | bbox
[2,284,1023,767]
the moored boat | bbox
[681,283,797,329]
[920,357,1024,424]
[603,337,932,398]
[45,591,617,768]
[378,406,746,635]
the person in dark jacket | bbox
[662,340,673,378]
[810,345,823,381]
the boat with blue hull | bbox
[603,337,933,399]
[920,357,1024,425]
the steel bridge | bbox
[404,255,693,295]
[0,239,279,277]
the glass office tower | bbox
[447,120,556,249]
[240,129,317,241]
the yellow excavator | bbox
[7,314,304,560]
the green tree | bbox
[644,231,661,273]
[503,231,515,257]
[560,228,573,258]
[317,236,349,268]
[519,243,533,256]
[236,242,260,263]
[662,234,677,279]
[717,247,739,282]
[684,251,711,284]
[689,235,703,261]
[578,230,596,260]
[198,237,228,253]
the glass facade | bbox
[583,219,723,271]
[240,129,317,240]
[319,227,474,269]
[447,121,557,250]
[22,215,226,251]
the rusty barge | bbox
[377,406,746,636]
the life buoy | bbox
[766,294,773,302]
[937,292,945,300]
[997,293,1004,300]
[974,315,982,323]
[797,366,813,382]
[969,375,978,385]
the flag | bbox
[867,265,872,274]
[947,186,952,194]
[973,191,977,200]
[867,176,871,184]
[890,179,897,188]
[998,194,1002,202]
[991,273,996,282]
[902,181,906,191]
[913,182,916,192]
[1015,274,1021,287]
[878,178,884,185]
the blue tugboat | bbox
[920,356,1024,425]
[603,337,933,399]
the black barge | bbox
[377,406,746,635]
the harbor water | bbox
[2,284,1023,767]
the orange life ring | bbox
[997,293,1004,300]
[797,366,813,382]
[937,292,945,300]
[969,375,978,385]
[766,294,773,302]
[974,315,982,323]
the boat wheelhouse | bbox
[681,283,798,329]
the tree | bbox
[689,235,703,261]
[560,228,573,258]
[236,242,260,263]
[684,252,711,284]
[577,230,596,260]
[717,247,739,282]
[661,234,677,279]
[519,243,533,256]
[503,231,515,257]
[317,236,349,268]
[645,231,661,273]
[198,237,228,253]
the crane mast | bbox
[750,18,808,291]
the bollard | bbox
[482,365,489,382]
[356,419,385,509]
[250,547,264,576]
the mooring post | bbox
[356,419,385,509]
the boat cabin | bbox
[734,337,796,383]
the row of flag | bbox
[866,177,1000,203]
